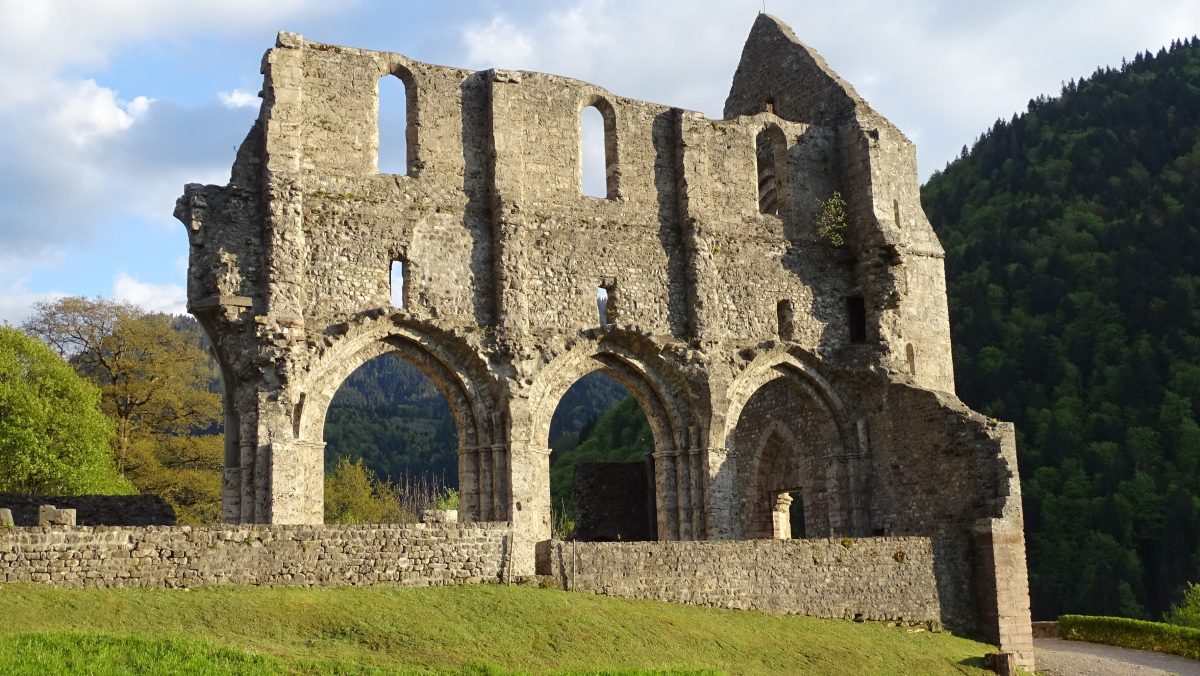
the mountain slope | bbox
[922,37,1200,619]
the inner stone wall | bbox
[547,537,941,623]
[0,494,176,527]
[0,523,509,588]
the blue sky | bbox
[0,0,1196,324]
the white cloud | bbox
[218,89,259,109]
[0,284,65,327]
[454,0,1200,177]
[462,16,534,68]
[113,273,186,316]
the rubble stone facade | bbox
[172,15,1032,666]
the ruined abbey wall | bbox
[167,15,1033,667]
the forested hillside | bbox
[922,37,1200,619]
[325,359,631,490]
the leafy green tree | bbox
[0,327,131,495]
[23,297,223,523]
[1164,582,1200,629]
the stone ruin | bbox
[173,14,1034,667]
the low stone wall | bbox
[547,537,941,624]
[0,494,176,526]
[0,522,510,588]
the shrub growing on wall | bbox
[0,328,131,495]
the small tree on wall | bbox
[816,191,848,247]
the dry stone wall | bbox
[0,523,509,588]
[549,537,941,623]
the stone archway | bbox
[712,349,869,540]
[293,319,506,524]
[514,332,701,560]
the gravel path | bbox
[1035,638,1200,675]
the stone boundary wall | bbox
[0,494,176,527]
[0,523,510,588]
[548,537,941,624]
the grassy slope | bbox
[0,584,995,675]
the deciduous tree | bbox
[0,327,131,495]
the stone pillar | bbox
[772,492,793,539]
[265,439,324,524]
[457,446,479,522]
[975,519,1036,671]
[689,442,705,538]
[652,448,678,540]
[0,508,13,527]
[477,446,493,521]
[491,444,507,520]
[675,445,692,540]
[508,443,551,576]
[704,446,735,539]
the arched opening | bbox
[322,353,458,524]
[581,98,617,199]
[727,374,853,539]
[756,125,789,216]
[390,259,406,309]
[547,370,654,541]
[378,70,415,175]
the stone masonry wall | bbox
[548,537,941,624]
[0,522,509,588]
[0,494,176,527]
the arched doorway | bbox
[547,370,655,541]
[322,353,458,523]
[723,359,868,540]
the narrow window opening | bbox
[378,71,414,175]
[906,343,916,375]
[777,299,795,342]
[788,491,806,539]
[597,281,617,326]
[893,199,902,229]
[756,126,789,216]
[581,100,617,199]
[847,295,867,343]
[390,259,406,308]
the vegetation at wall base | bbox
[922,36,1200,619]
[1058,614,1200,660]
[0,584,996,675]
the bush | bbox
[1059,614,1200,660]
[323,457,413,524]
[1164,582,1200,629]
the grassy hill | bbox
[0,584,996,674]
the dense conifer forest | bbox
[922,36,1200,619]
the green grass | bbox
[0,584,995,674]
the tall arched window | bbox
[581,96,618,199]
[756,125,789,216]
[390,258,406,308]
[378,68,416,175]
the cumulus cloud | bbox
[218,89,260,109]
[0,0,335,321]
[455,0,1200,177]
[114,273,187,316]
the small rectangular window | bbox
[847,296,866,343]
